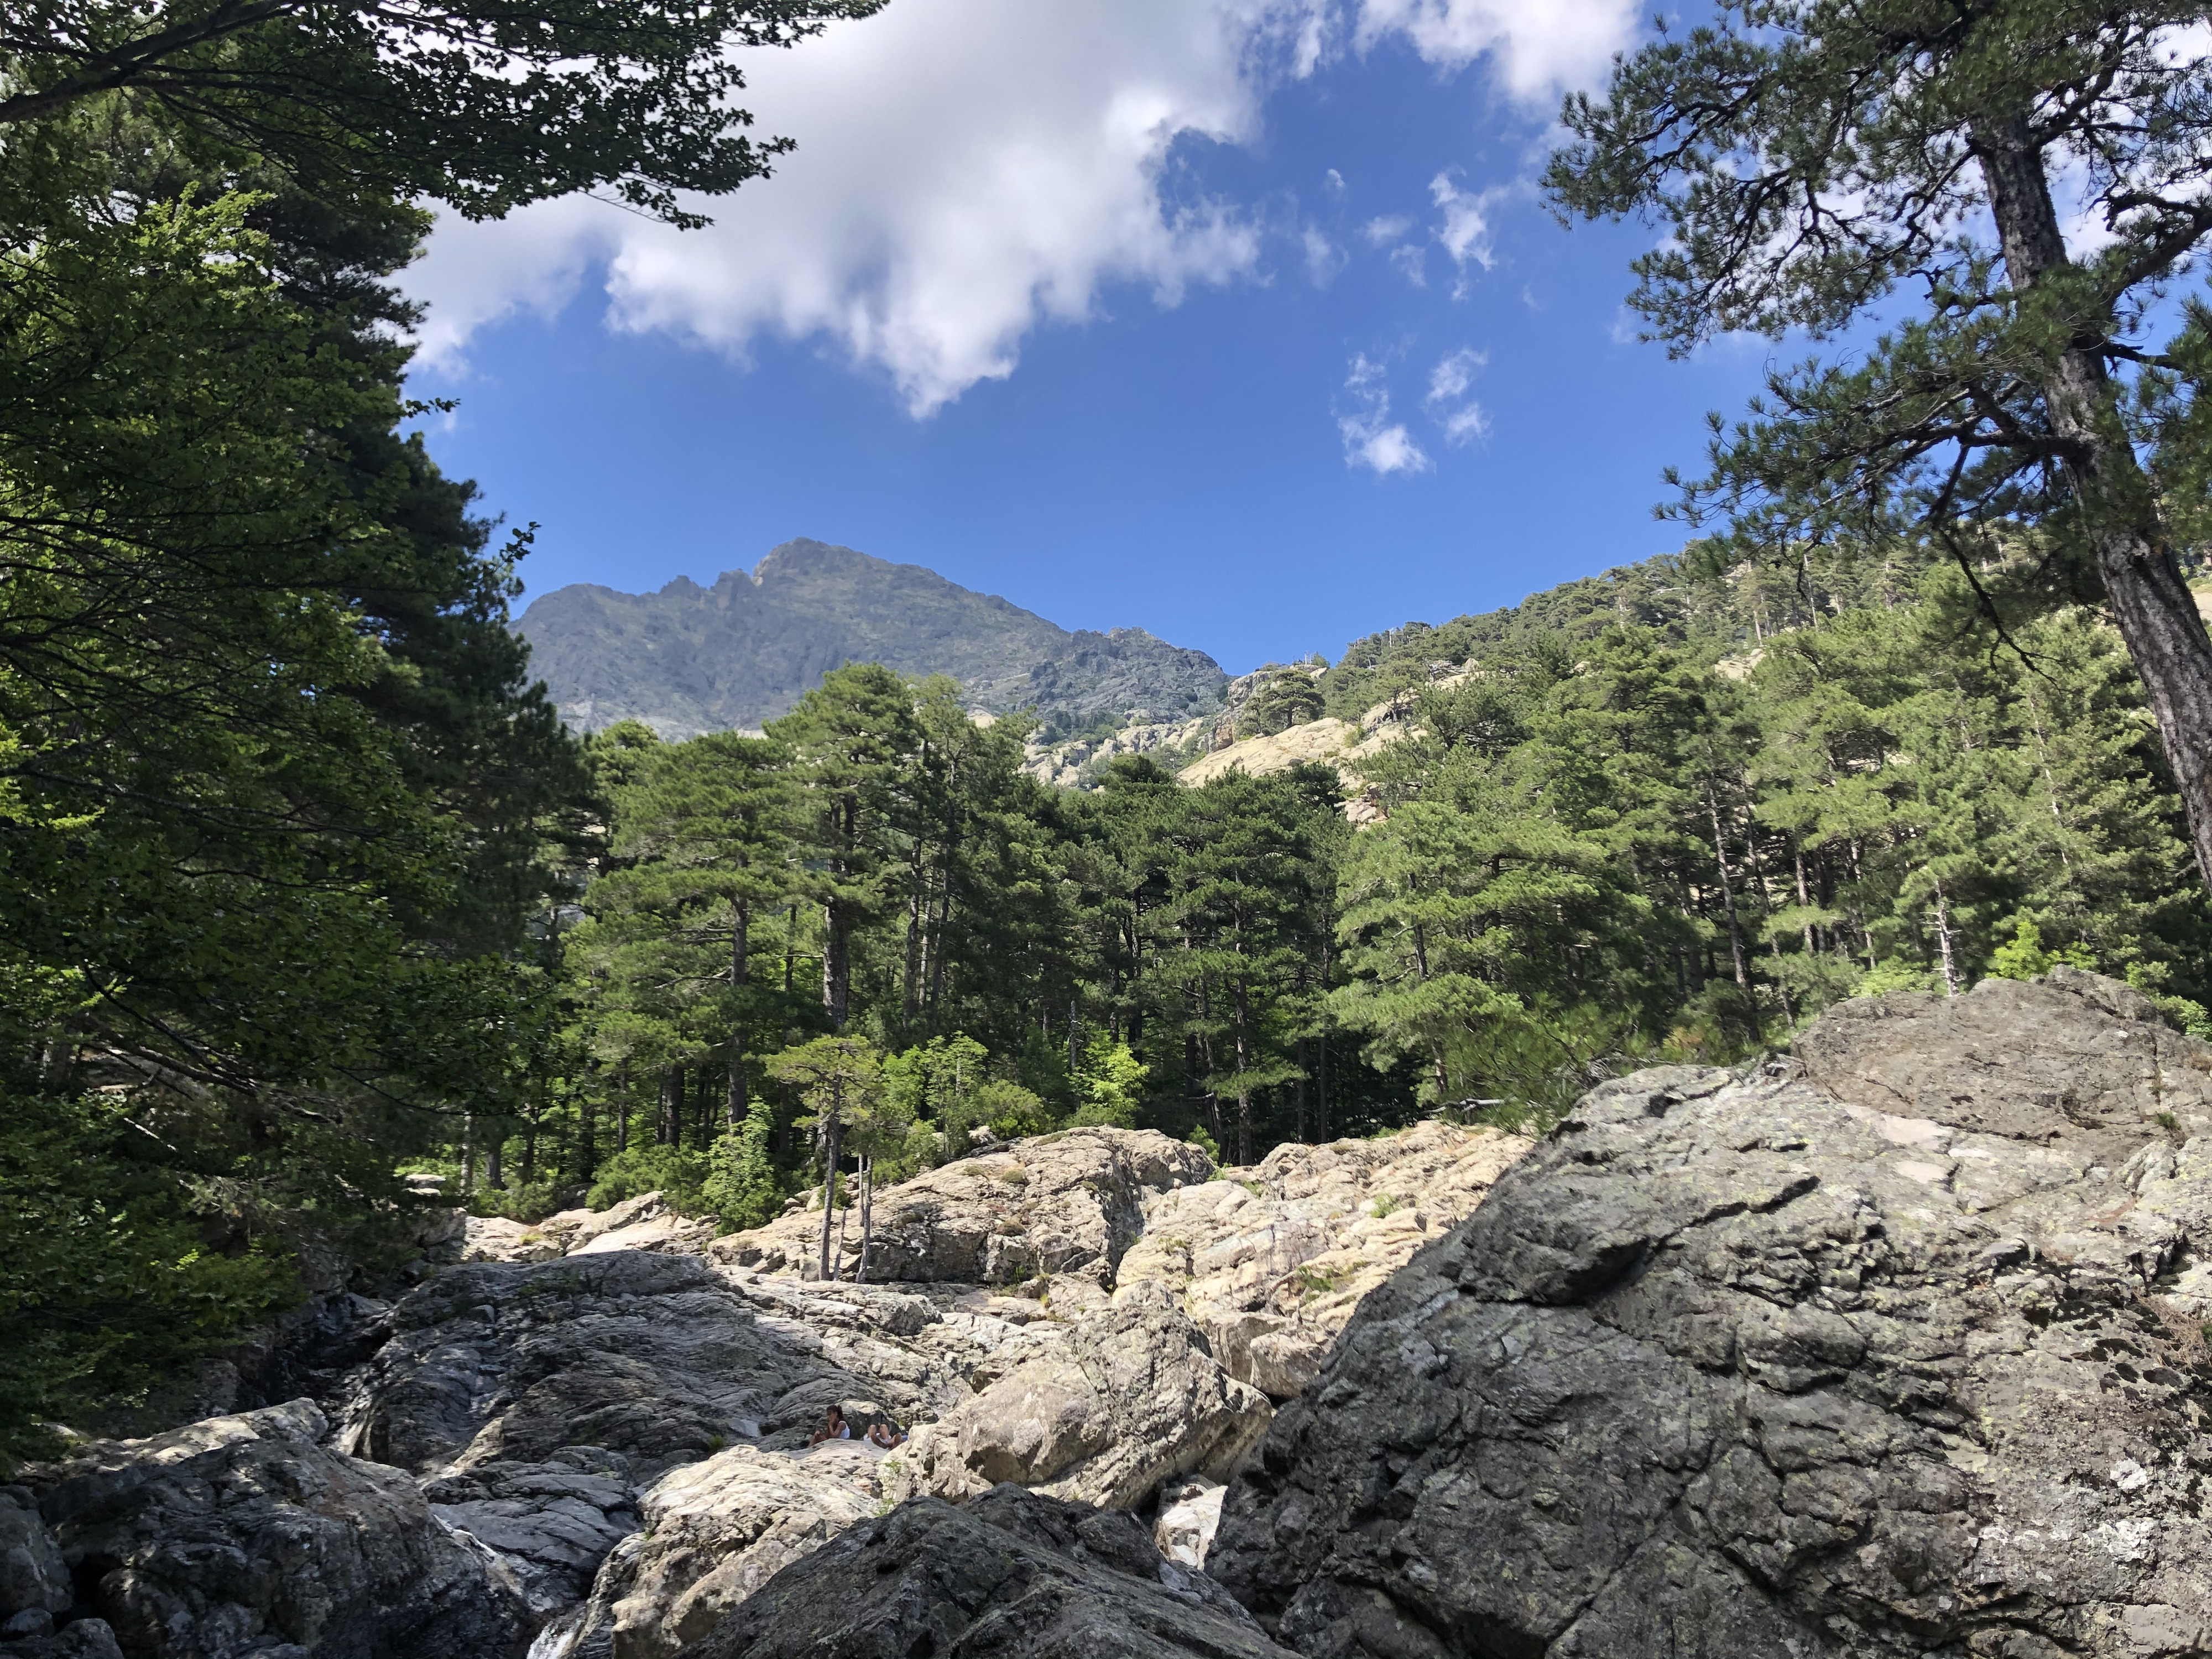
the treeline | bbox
[438,545,2211,1239]
[473,666,1365,1226]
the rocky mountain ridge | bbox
[9,973,2212,1658]
[517,539,1227,740]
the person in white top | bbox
[808,1405,852,1446]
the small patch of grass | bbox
[1370,1193,1404,1218]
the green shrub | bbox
[586,1144,709,1213]
[700,1097,781,1233]
[973,1079,1052,1140]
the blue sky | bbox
[404,0,1778,675]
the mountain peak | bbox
[517,541,1225,740]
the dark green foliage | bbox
[2,0,884,227]
[1542,0,2212,890]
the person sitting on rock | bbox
[808,1405,851,1446]
[865,1421,905,1449]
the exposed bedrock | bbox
[662,1484,1295,1659]
[14,1401,528,1659]
[1209,970,2212,1658]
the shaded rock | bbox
[4,1617,126,1659]
[421,1449,639,1616]
[665,1485,1293,1659]
[709,1128,1212,1286]
[330,1253,962,1480]
[1211,973,2212,1658]
[896,1281,1270,1509]
[19,1400,526,1659]
[541,1443,890,1659]
[0,1486,70,1615]
[1119,1121,1528,1399]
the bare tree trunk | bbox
[1932,881,1961,998]
[821,904,849,1032]
[1978,116,2212,891]
[728,900,749,1130]
[1315,1027,1330,1143]
[857,1154,874,1284]
[486,1126,504,1191]
[833,1170,851,1282]
[1704,783,1750,989]
[816,1113,842,1282]
[461,1115,478,1199]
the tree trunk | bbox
[833,1168,852,1282]
[728,900,749,1130]
[1314,1027,1330,1142]
[1932,880,1961,997]
[816,1112,842,1282]
[821,904,849,1032]
[1704,784,1749,989]
[857,1154,874,1284]
[1978,116,2212,890]
[1294,1036,1309,1144]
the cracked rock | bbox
[1210,972,2212,1658]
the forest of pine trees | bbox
[429,538,2212,1241]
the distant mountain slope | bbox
[516,539,1227,738]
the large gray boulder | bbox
[327,1252,1055,1608]
[665,1484,1294,1659]
[708,1128,1213,1286]
[894,1281,1271,1510]
[1211,971,2212,1658]
[18,1400,527,1659]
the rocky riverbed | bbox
[9,971,2212,1658]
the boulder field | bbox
[8,972,2212,1658]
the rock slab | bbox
[709,1128,1211,1286]
[666,1484,1294,1659]
[1212,971,2212,1658]
[1119,1121,1528,1399]
[20,1400,527,1659]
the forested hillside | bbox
[420,534,2211,1296]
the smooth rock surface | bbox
[20,1400,527,1659]
[1211,972,2212,1658]
[664,1485,1295,1659]
[708,1129,1212,1285]
[1119,1121,1529,1398]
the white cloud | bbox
[1353,0,1638,100]
[1302,226,1349,285]
[1427,345,1485,402]
[1425,347,1495,445]
[1429,170,1499,292]
[1362,213,1415,246]
[1323,168,1349,196]
[1339,353,1431,474]
[1426,346,1489,442]
[404,0,1637,412]
[1389,243,1428,286]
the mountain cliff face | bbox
[516,539,1227,739]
